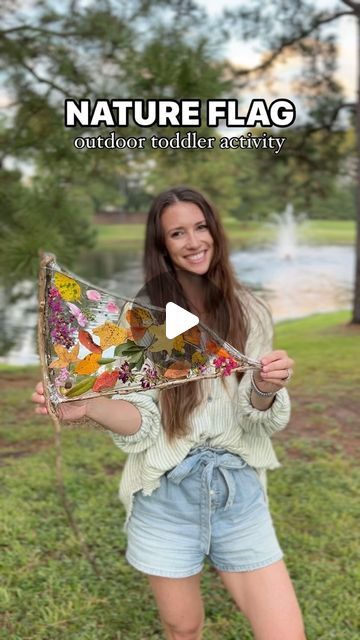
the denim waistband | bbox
[166,447,248,554]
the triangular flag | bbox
[38,253,261,409]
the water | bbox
[0,243,355,366]
[231,244,354,321]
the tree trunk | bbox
[352,14,360,323]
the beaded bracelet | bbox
[250,370,277,398]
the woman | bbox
[32,186,306,640]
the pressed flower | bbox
[118,361,135,383]
[192,351,207,365]
[86,289,102,301]
[213,355,238,376]
[106,301,119,314]
[140,365,160,389]
[55,367,69,388]
[67,302,88,327]
[48,287,77,348]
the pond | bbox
[0,243,355,366]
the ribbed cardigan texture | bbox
[107,296,291,532]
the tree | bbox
[0,0,231,279]
[224,0,359,323]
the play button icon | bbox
[165,302,199,339]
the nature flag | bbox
[38,253,261,412]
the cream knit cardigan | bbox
[107,294,291,532]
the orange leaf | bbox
[206,340,231,358]
[164,360,191,379]
[74,353,101,375]
[93,370,119,392]
[78,330,102,354]
[49,343,80,368]
[183,326,201,346]
[125,307,153,327]
[93,322,127,350]
[127,326,147,341]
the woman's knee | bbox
[162,618,204,640]
[147,573,204,640]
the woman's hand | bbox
[31,381,88,422]
[253,349,295,393]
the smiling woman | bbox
[161,202,214,276]
[32,185,303,640]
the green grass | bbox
[275,310,360,393]
[1,311,359,639]
[94,219,355,251]
[298,220,356,245]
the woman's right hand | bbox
[31,381,88,422]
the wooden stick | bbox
[37,252,101,576]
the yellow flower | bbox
[192,351,207,365]
[54,272,81,301]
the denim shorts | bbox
[126,446,284,578]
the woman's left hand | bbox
[253,350,295,393]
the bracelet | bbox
[250,371,277,398]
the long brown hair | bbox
[143,186,255,442]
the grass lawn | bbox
[95,219,356,251]
[0,311,359,639]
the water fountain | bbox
[267,203,307,260]
[0,205,355,364]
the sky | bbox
[1,0,356,106]
[198,0,356,102]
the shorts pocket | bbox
[231,465,266,510]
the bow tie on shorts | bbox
[166,446,249,554]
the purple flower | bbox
[118,361,135,384]
[48,287,77,348]
[55,368,69,388]
[140,365,160,389]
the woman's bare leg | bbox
[147,572,205,640]
[217,559,307,640]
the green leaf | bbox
[65,376,95,398]
[114,341,144,356]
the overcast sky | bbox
[198,0,356,101]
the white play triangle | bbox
[165,302,199,339]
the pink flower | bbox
[213,355,238,376]
[55,368,69,388]
[67,302,88,327]
[86,289,101,301]
[106,301,119,314]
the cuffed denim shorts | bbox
[126,446,284,578]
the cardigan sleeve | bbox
[236,295,291,436]
[106,390,161,453]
